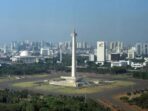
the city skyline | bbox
[0,0,148,43]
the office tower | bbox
[97,41,106,65]
[143,43,148,56]
[135,43,143,56]
[109,41,123,53]
[128,47,136,59]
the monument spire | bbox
[71,29,77,78]
[50,30,90,87]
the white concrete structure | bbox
[128,47,136,59]
[71,30,77,78]
[97,41,106,65]
[11,50,39,63]
[49,30,78,87]
[131,62,144,69]
[20,50,30,57]
[59,48,62,63]
[49,30,93,87]
[40,48,50,56]
[89,54,95,61]
[109,41,123,53]
[144,57,148,62]
[111,60,127,67]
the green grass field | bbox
[112,74,131,79]
[0,78,8,83]
[0,76,16,83]
[13,81,37,88]
[31,74,49,78]
[12,80,135,94]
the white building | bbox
[131,62,144,69]
[11,50,39,64]
[111,60,127,67]
[40,48,50,56]
[97,41,106,65]
[109,41,123,53]
[77,42,87,49]
[128,47,136,59]
[89,54,95,61]
[40,48,54,58]
[144,57,148,62]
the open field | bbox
[12,80,135,94]
[0,77,8,83]
[0,72,147,111]
[0,73,49,83]
[111,74,132,79]
[30,73,49,78]
[13,81,37,88]
[0,76,16,83]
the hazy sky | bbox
[0,0,148,43]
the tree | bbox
[39,107,49,111]
[26,103,35,111]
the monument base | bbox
[49,76,93,87]
[49,76,78,87]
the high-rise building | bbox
[135,43,143,56]
[77,41,87,49]
[59,48,62,63]
[128,47,136,59]
[97,41,106,64]
[40,48,50,56]
[143,43,148,56]
[109,41,123,53]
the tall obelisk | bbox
[71,30,77,79]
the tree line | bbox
[0,55,147,79]
[120,90,148,109]
[0,89,110,111]
[133,71,148,79]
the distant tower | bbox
[71,30,77,78]
[143,43,148,56]
[97,41,106,65]
[135,43,143,56]
[59,47,62,63]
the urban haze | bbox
[0,0,148,111]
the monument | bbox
[49,30,93,87]
[71,30,77,79]
[49,30,79,87]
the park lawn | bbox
[12,82,37,88]
[105,80,134,87]
[0,76,14,83]
[112,74,131,79]
[0,78,8,83]
[0,77,7,82]
[31,74,49,78]
[0,76,29,83]
[36,84,102,94]
[12,80,135,94]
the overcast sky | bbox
[0,0,148,44]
